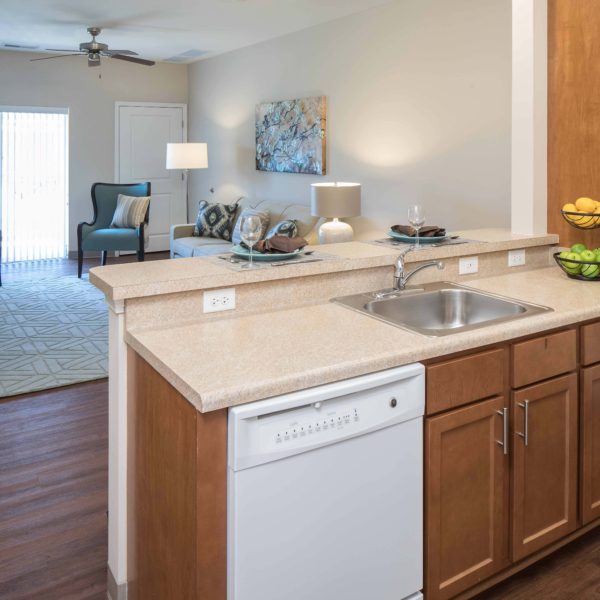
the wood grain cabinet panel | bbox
[128,351,228,600]
[426,348,506,415]
[512,330,576,389]
[425,396,509,600]
[581,364,600,524]
[581,321,600,367]
[511,373,578,561]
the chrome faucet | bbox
[394,246,444,290]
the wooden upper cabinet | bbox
[425,396,509,600]
[426,348,506,415]
[581,321,600,367]
[581,363,600,524]
[512,329,577,389]
[511,373,578,561]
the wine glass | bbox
[408,204,425,248]
[240,215,263,269]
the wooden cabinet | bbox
[581,363,600,524]
[425,396,509,600]
[426,348,506,415]
[426,329,582,598]
[511,373,578,561]
[581,322,600,367]
[512,329,576,389]
[128,351,228,600]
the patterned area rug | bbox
[0,275,108,398]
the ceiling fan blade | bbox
[103,49,138,56]
[30,54,82,62]
[111,54,155,66]
[45,48,83,53]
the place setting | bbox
[215,214,338,271]
[367,204,480,249]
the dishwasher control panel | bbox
[228,363,425,471]
[274,407,360,444]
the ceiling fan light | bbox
[88,54,101,67]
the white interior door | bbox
[117,104,186,252]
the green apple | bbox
[580,249,596,262]
[571,243,587,254]
[561,251,582,274]
[582,263,600,278]
[594,248,600,263]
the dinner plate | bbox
[388,230,450,244]
[230,244,304,261]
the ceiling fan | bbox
[31,26,155,67]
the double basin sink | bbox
[333,281,551,337]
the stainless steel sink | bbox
[332,281,551,337]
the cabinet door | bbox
[426,396,509,600]
[511,373,578,561]
[581,364,600,524]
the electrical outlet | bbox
[203,288,236,313]
[459,256,479,275]
[508,249,526,267]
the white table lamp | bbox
[166,142,208,220]
[311,182,361,244]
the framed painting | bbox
[255,96,327,175]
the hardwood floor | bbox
[0,381,108,600]
[475,527,600,599]
[0,254,168,600]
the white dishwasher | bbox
[227,363,425,600]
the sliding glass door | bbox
[0,108,69,263]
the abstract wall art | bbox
[255,96,327,175]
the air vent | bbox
[164,49,208,63]
[4,43,39,50]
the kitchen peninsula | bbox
[91,229,600,600]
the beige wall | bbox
[0,50,188,253]
[188,0,511,238]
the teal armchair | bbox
[77,182,151,278]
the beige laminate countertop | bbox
[90,229,558,302]
[126,267,597,413]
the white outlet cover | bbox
[459,256,479,275]
[508,249,526,267]
[203,288,236,313]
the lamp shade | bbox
[166,143,208,169]
[310,182,361,218]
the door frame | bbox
[114,101,188,183]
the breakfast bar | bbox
[91,228,600,600]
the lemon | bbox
[576,197,597,213]
[563,203,578,213]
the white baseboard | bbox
[107,565,127,600]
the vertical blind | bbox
[1,110,69,263]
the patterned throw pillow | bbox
[232,208,270,245]
[110,194,150,228]
[265,219,298,240]
[193,200,239,240]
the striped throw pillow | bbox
[110,194,150,228]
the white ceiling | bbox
[0,0,394,63]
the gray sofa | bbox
[170,198,320,258]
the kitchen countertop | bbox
[126,267,597,413]
[90,229,558,302]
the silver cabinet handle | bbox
[496,408,509,455]
[517,400,530,446]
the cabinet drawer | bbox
[512,329,577,388]
[581,321,600,366]
[426,348,506,415]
